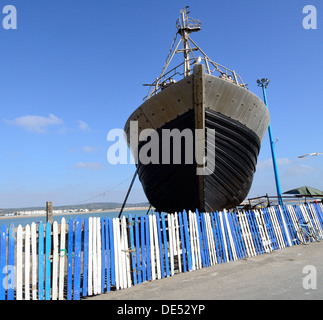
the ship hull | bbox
[125,65,270,213]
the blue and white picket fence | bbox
[0,203,322,300]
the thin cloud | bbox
[73,162,105,170]
[257,157,292,170]
[78,120,90,132]
[284,164,318,177]
[83,146,96,153]
[5,114,63,133]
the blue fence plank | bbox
[45,222,51,300]
[105,217,110,292]
[313,203,323,230]
[209,212,220,263]
[145,215,151,281]
[246,211,260,254]
[74,217,82,300]
[215,212,226,263]
[262,208,278,250]
[128,214,137,286]
[67,219,74,300]
[108,219,115,287]
[201,212,210,267]
[100,217,106,293]
[161,214,170,277]
[134,215,141,284]
[140,216,146,282]
[274,207,289,247]
[156,213,165,278]
[0,225,7,300]
[281,206,296,244]
[182,211,192,271]
[221,212,233,261]
[7,224,15,300]
[178,212,187,272]
[226,213,240,259]
[37,223,44,300]
[232,212,246,258]
[196,211,206,267]
[83,217,89,297]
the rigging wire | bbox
[73,174,134,205]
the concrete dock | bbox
[86,242,322,300]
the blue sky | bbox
[1,0,322,208]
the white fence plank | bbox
[97,218,102,293]
[153,214,161,279]
[88,217,93,295]
[52,222,59,300]
[16,225,23,300]
[59,218,66,300]
[174,213,182,273]
[31,223,37,300]
[24,225,30,300]
[167,214,175,276]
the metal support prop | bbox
[118,169,139,218]
[259,81,283,206]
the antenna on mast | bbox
[176,6,201,77]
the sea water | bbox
[0,209,153,228]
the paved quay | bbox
[86,242,323,300]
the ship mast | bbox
[177,6,201,77]
[144,8,247,101]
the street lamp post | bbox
[257,78,283,206]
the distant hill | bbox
[0,202,150,215]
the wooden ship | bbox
[124,7,270,213]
